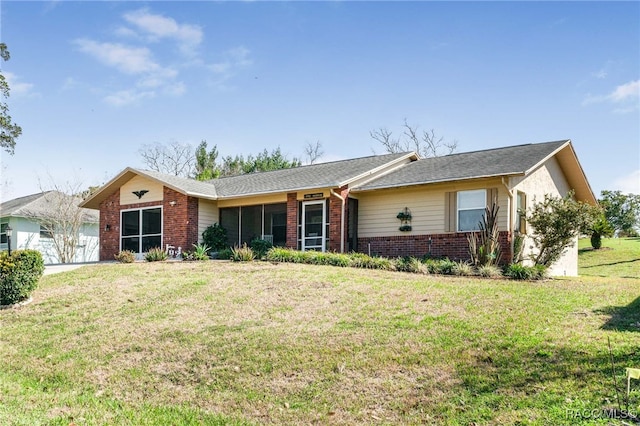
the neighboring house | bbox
[80,140,596,276]
[0,191,99,264]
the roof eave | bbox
[351,172,524,193]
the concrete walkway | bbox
[44,263,94,275]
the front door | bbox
[302,200,325,252]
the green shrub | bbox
[424,258,457,275]
[144,247,168,262]
[0,250,45,306]
[394,256,425,273]
[114,250,136,263]
[217,247,233,260]
[192,243,210,261]
[250,238,273,259]
[202,223,228,251]
[231,244,255,262]
[477,264,503,278]
[452,261,474,276]
[349,252,394,270]
[503,263,547,280]
[504,264,531,280]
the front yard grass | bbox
[579,237,640,278]
[1,260,639,425]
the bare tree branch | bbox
[138,140,196,177]
[304,140,324,165]
[21,177,98,263]
[371,118,457,157]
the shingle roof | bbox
[211,152,411,197]
[1,191,99,222]
[355,140,569,191]
[134,169,218,198]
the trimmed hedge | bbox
[0,250,45,306]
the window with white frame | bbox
[0,222,7,244]
[457,189,486,231]
[121,207,162,253]
[40,223,54,239]
[516,191,527,233]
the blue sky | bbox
[1,1,638,202]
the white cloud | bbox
[123,9,202,55]
[613,170,640,195]
[583,79,640,112]
[3,72,35,97]
[608,80,640,102]
[104,89,155,107]
[74,39,159,75]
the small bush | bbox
[425,258,457,275]
[452,261,474,276]
[250,238,273,259]
[0,250,45,306]
[231,244,255,262]
[217,247,233,260]
[503,263,547,280]
[202,223,228,251]
[114,250,136,263]
[477,264,503,278]
[144,247,168,262]
[395,257,425,273]
[192,243,210,261]
[349,252,394,270]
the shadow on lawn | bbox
[595,296,640,332]
[450,341,640,424]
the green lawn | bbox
[0,252,639,425]
[579,237,640,278]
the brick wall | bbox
[162,187,199,254]
[98,186,198,260]
[286,192,298,249]
[358,231,512,264]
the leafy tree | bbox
[0,43,22,155]
[194,140,220,181]
[589,214,614,249]
[599,190,640,236]
[371,118,457,158]
[525,191,600,267]
[220,147,301,177]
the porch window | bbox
[457,189,486,232]
[0,222,7,244]
[121,207,162,253]
[219,203,287,248]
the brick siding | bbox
[286,192,298,249]
[358,231,513,264]
[98,186,198,261]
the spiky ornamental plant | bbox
[467,203,501,267]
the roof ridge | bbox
[424,139,569,161]
[211,151,411,182]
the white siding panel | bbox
[198,199,219,243]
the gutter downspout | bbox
[330,188,346,253]
[501,176,515,261]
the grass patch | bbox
[579,237,640,278]
[1,260,639,424]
